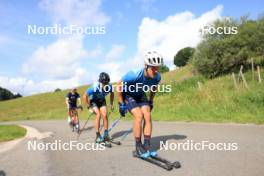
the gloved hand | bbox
[119,102,127,117]
[149,100,153,111]
[86,104,94,113]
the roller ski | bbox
[102,130,121,146]
[145,140,180,168]
[150,154,181,169]
[95,133,112,148]
[105,137,121,145]
[132,142,180,171]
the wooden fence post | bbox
[257,66,262,83]
[239,66,249,90]
[232,72,238,89]
[197,81,202,91]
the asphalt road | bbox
[0,120,264,176]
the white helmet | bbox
[144,51,163,66]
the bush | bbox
[54,88,62,92]
[0,87,22,101]
[192,16,264,78]
[174,47,195,67]
[159,64,170,73]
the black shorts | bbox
[69,104,77,109]
[90,99,107,109]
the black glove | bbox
[119,102,127,117]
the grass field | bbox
[0,65,263,124]
[0,125,27,142]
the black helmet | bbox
[98,72,110,84]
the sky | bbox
[0,0,263,95]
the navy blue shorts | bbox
[69,104,77,109]
[124,94,150,111]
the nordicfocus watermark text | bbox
[95,83,172,93]
[28,24,106,35]
[160,140,238,151]
[28,140,106,151]
[201,25,238,35]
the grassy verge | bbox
[0,125,27,142]
[153,70,264,124]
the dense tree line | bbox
[191,16,264,78]
[174,47,195,67]
[0,87,22,101]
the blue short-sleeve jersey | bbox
[86,82,113,101]
[121,68,161,98]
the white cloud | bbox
[96,5,224,83]
[136,5,223,66]
[95,43,130,82]
[0,68,90,96]
[16,0,110,95]
[105,44,126,61]
[22,37,87,79]
[0,77,31,95]
[86,45,103,58]
[9,4,224,96]
[39,0,110,26]
[97,62,123,82]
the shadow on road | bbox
[0,170,6,176]
[151,134,187,150]
[111,130,187,151]
[80,126,93,132]
[111,129,133,139]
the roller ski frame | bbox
[107,138,121,145]
[96,140,112,148]
[151,155,181,169]
[99,116,123,146]
[132,151,181,171]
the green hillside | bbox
[0,65,263,124]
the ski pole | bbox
[108,116,122,133]
[77,111,94,140]
[101,116,123,140]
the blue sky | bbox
[0,0,263,95]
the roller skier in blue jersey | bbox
[83,72,114,145]
[117,51,163,158]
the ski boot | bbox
[136,143,149,158]
[144,140,157,157]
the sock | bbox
[135,137,142,146]
[144,135,151,145]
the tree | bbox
[13,93,22,98]
[174,47,195,67]
[192,16,264,78]
[0,87,22,101]
[159,64,170,73]
[54,88,62,92]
